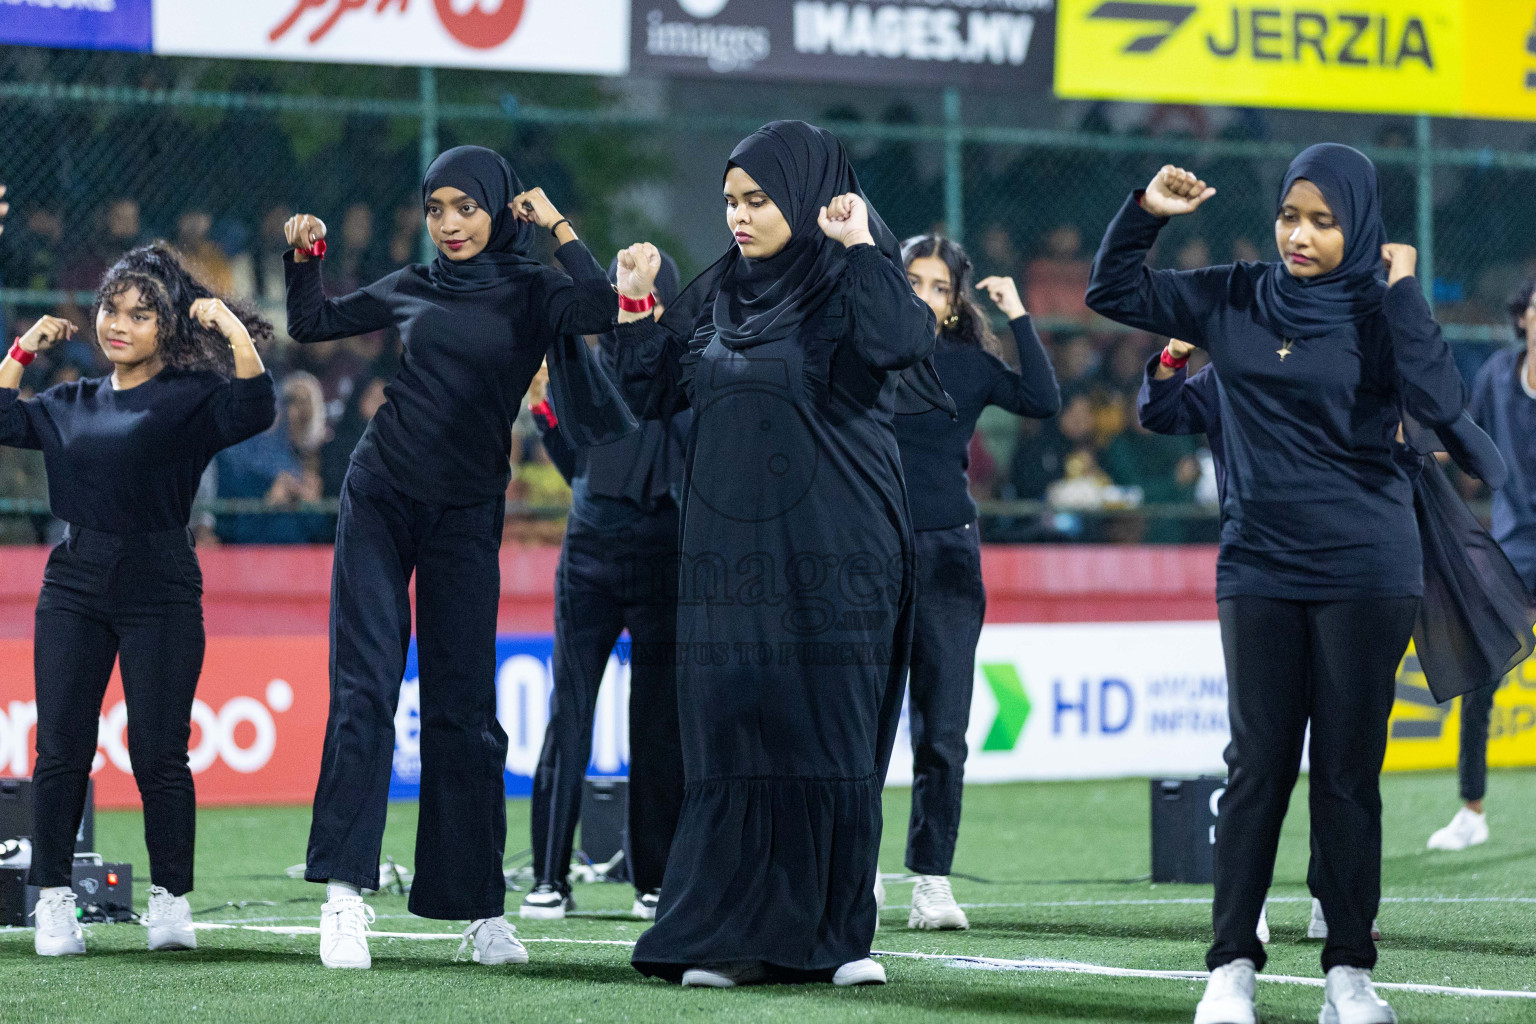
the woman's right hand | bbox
[284,214,327,261]
[17,315,76,354]
[1166,338,1195,361]
[1141,166,1215,218]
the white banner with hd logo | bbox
[1055,0,1536,121]
[882,620,1536,783]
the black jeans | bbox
[905,522,986,876]
[30,525,205,896]
[1210,594,1417,973]
[305,464,508,921]
[531,504,683,895]
[1459,680,1497,803]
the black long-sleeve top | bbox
[1139,355,1226,505]
[1088,193,1465,600]
[0,370,275,533]
[895,316,1060,531]
[285,241,618,505]
[615,243,936,420]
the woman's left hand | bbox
[818,193,875,249]
[1381,243,1418,287]
[511,188,563,230]
[190,298,248,344]
[976,276,1026,320]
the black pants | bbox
[905,521,986,876]
[30,526,205,895]
[306,464,508,920]
[1210,595,1417,973]
[1459,680,1497,803]
[531,505,683,895]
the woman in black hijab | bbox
[283,145,640,971]
[1088,144,1465,1024]
[523,249,689,924]
[613,120,946,988]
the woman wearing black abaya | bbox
[613,121,947,988]
[283,146,639,971]
[1088,145,1465,1024]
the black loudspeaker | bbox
[579,776,628,878]
[0,858,134,925]
[1150,776,1225,884]
[0,777,93,853]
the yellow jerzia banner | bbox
[1056,0,1536,121]
[1385,641,1536,772]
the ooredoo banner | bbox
[151,0,629,75]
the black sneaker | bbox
[519,883,574,920]
[632,890,660,920]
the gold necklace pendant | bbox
[1277,339,1295,361]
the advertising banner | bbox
[632,0,1057,90]
[3,622,1532,809]
[0,0,152,51]
[1055,0,1536,121]
[151,0,629,75]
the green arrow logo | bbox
[980,663,1031,751]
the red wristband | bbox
[529,399,557,428]
[297,238,327,260]
[8,339,35,366]
[617,292,656,314]
[1160,348,1189,370]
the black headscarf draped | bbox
[1253,143,1388,338]
[661,120,953,415]
[419,145,634,445]
[421,145,540,293]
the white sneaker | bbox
[1308,900,1381,941]
[833,958,886,986]
[632,890,660,921]
[1256,902,1270,944]
[519,882,573,920]
[457,916,528,965]
[32,888,85,957]
[145,886,196,951]
[908,874,969,930]
[319,894,374,969]
[873,874,885,932]
[1320,966,1396,1024]
[680,961,768,988]
[1427,807,1488,852]
[1194,958,1256,1024]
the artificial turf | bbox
[2,770,1532,1023]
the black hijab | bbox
[662,120,952,414]
[1253,143,1388,339]
[421,145,540,293]
[419,145,634,445]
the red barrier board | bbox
[0,543,1221,807]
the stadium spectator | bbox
[1025,223,1092,324]
[212,371,327,544]
[176,209,235,296]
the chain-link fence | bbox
[1,49,1532,543]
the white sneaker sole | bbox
[632,900,657,921]
[473,946,529,966]
[907,909,969,930]
[148,929,197,952]
[518,904,568,921]
[1193,998,1255,1024]
[1320,1003,1396,1024]
[681,968,738,988]
[833,959,886,986]
[35,937,86,956]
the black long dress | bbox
[618,238,936,979]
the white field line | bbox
[949,895,1536,910]
[169,923,1533,1001]
[879,951,1536,1000]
